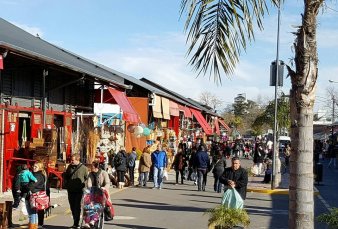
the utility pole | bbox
[332,95,335,142]
[271,0,282,190]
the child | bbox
[19,164,37,200]
[83,201,101,228]
[12,165,23,209]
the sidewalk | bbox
[247,173,290,194]
[0,186,123,226]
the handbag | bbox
[30,190,50,210]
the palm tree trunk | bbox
[287,1,323,228]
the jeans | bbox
[175,170,184,184]
[153,167,164,188]
[197,169,207,191]
[213,174,222,193]
[140,172,149,186]
[128,166,135,185]
[26,200,38,224]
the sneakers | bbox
[89,220,95,226]
[82,223,90,228]
[70,225,80,229]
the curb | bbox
[247,187,320,195]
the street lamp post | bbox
[329,80,338,142]
[271,1,282,190]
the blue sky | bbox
[1,0,338,114]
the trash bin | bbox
[315,163,323,184]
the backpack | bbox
[114,154,123,167]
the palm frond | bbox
[180,0,279,85]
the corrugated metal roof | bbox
[140,78,220,116]
[0,18,130,89]
[88,62,192,106]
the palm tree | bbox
[180,0,325,228]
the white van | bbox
[279,136,291,150]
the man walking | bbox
[64,153,88,228]
[151,144,167,189]
[194,144,210,191]
[220,157,248,200]
[127,147,137,186]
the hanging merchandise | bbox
[148,122,155,130]
[115,126,124,134]
[143,127,151,136]
[127,124,136,133]
[134,126,144,135]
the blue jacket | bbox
[20,170,37,183]
[151,150,167,168]
[194,150,210,169]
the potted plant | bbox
[316,208,338,229]
[205,205,250,229]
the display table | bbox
[6,157,64,191]
[6,157,36,191]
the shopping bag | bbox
[251,164,258,175]
[162,170,168,181]
[29,191,50,210]
[221,188,243,209]
[19,200,28,216]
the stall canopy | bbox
[178,105,192,118]
[214,117,220,135]
[107,87,139,123]
[219,119,231,132]
[162,97,170,120]
[169,101,179,116]
[153,94,163,118]
[190,108,213,135]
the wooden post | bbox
[5,201,12,228]
[0,203,5,228]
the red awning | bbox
[215,117,220,135]
[219,119,231,132]
[107,87,139,123]
[190,108,213,135]
[178,105,192,118]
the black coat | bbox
[114,150,128,171]
[253,142,265,163]
[29,171,50,197]
[212,157,227,176]
[220,167,248,200]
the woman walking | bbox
[27,162,49,229]
[114,148,128,189]
[212,151,227,193]
[172,148,185,185]
[138,146,152,187]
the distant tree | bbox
[198,91,223,112]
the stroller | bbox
[81,187,106,229]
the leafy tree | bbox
[253,94,290,134]
[180,0,324,227]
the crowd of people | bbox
[12,139,256,228]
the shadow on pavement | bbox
[120,198,170,206]
[115,202,206,213]
[180,193,221,199]
[106,222,166,229]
